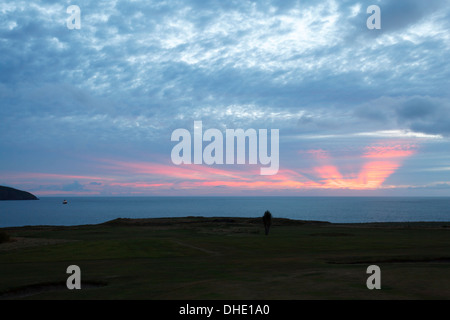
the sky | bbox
[1,0,450,196]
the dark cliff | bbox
[0,186,39,200]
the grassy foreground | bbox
[0,217,449,300]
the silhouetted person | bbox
[263,210,272,235]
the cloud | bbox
[353,96,450,137]
[1,0,450,195]
[62,181,85,192]
[377,0,448,32]
[363,144,417,158]
[396,97,439,120]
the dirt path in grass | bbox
[0,237,77,251]
[172,239,219,256]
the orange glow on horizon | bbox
[4,141,418,194]
[299,142,417,190]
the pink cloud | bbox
[299,149,330,160]
[1,172,111,181]
[99,159,251,181]
[34,190,101,196]
[303,141,417,190]
[1,140,419,195]
[363,144,417,159]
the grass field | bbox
[0,217,449,299]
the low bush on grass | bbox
[0,231,10,244]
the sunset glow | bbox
[1,140,419,196]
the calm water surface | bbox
[1,196,450,227]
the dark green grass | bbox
[0,218,449,299]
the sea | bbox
[1,196,450,228]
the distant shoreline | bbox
[0,186,38,201]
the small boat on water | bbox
[63,200,68,204]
